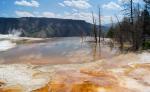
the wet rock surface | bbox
[0,52,149,92]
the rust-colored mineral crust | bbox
[0,52,149,92]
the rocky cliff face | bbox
[0,17,94,38]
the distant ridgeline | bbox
[0,17,100,38]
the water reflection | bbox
[0,37,119,65]
[90,43,101,61]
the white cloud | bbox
[58,3,65,7]
[62,12,111,24]
[102,2,122,10]
[118,0,142,4]
[64,12,95,23]
[72,9,78,12]
[41,12,61,18]
[118,0,127,3]
[59,0,92,9]
[42,12,56,17]
[15,10,113,24]
[15,0,39,7]
[39,11,95,23]
[15,11,34,17]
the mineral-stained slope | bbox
[0,52,149,92]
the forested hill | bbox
[0,17,98,38]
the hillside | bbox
[0,17,96,38]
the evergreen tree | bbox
[144,0,150,9]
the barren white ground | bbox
[0,52,149,92]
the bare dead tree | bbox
[121,0,137,50]
[98,7,102,43]
[141,5,150,49]
[107,0,150,50]
[134,3,142,50]
[144,0,150,9]
[130,0,137,50]
[110,17,115,43]
[115,15,124,50]
[92,11,98,43]
[130,0,134,25]
[80,29,84,43]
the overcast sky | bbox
[0,0,144,24]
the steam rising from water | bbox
[0,40,16,51]
[0,31,21,51]
[0,32,43,52]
